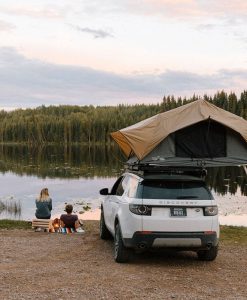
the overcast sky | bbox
[0,0,247,110]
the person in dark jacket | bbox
[60,204,80,229]
[35,188,52,219]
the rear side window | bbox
[127,177,139,198]
[137,180,213,200]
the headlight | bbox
[204,206,218,216]
[129,204,152,216]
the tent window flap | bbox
[175,120,226,158]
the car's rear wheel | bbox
[99,210,112,240]
[197,245,218,261]
[114,223,130,263]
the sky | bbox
[0,0,247,110]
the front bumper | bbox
[123,231,218,250]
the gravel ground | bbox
[0,221,246,300]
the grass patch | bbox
[0,219,30,230]
[220,225,247,244]
[0,220,246,245]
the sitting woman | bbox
[35,188,52,219]
[60,204,80,230]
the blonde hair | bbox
[38,188,50,201]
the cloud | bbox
[0,5,66,19]
[196,23,217,31]
[134,0,247,19]
[0,20,15,31]
[69,24,113,39]
[0,47,246,109]
[82,0,247,21]
[80,0,201,19]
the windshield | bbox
[137,180,213,200]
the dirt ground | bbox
[0,221,246,300]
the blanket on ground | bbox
[54,227,84,234]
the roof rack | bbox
[124,163,207,178]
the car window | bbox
[114,176,130,196]
[111,176,123,195]
[127,177,139,198]
[137,180,213,200]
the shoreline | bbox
[219,214,247,227]
[1,209,247,228]
[80,209,247,227]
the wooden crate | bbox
[32,219,53,231]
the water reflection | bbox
[0,144,246,196]
[0,144,124,178]
[206,167,247,196]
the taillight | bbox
[129,204,152,216]
[204,206,218,216]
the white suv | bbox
[99,171,219,263]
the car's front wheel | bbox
[114,223,130,263]
[99,210,112,240]
[197,245,218,261]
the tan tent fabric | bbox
[111,100,247,160]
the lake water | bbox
[0,145,246,226]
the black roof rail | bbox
[124,163,207,178]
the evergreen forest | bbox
[0,90,246,144]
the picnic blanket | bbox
[54,227,85,234]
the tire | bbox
[99,210,112,240]
[114,223,130,263]
[197,245,218,261]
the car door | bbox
[107,175,130,233]
[103,176,123,232]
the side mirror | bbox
[99,188,109,195]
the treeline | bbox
[0,90,246,144]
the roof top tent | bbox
[111,100,247,171]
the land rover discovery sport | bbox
[99,171,219,263]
